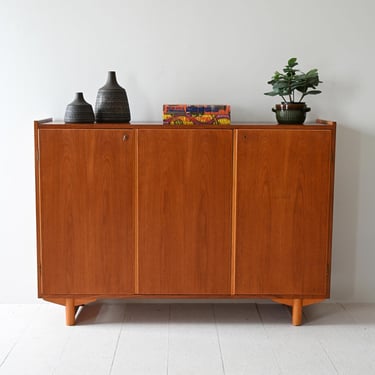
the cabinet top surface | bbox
[35,120,336,130]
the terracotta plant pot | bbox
[272,102,311,124]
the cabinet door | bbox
[235,129,334,296]
[138,129,232,294]
[38,129,134,295]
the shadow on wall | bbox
[330,124,360,301]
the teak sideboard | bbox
[34,119,336,326]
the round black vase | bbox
[64,92,95,123]
[95,71,131,123]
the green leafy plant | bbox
[264,57,322,103]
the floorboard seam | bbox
[0,305,42,370]
[212,304,226,375]
[255,303,283,374]
[166,304,171,375]
[318,339,340,374]
[0,342,18,370]
[108,304,128,375]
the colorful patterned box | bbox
[163,104,231,125]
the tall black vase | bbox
[95,71,131,123]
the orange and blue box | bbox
[163,104,231,125]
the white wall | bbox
[1,0,374,303]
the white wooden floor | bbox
[0,302,374,375]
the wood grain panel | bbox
[38,129,135,294]
[235,129,334,296]
[138,129,232,294]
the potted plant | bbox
[264,57,322,124]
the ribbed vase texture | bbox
[273,103,310,124]
[64,92,95,123]
[275,109,307,124]
[95,71,131,123]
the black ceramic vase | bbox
[95,71,131,123]
[64,92,95,123]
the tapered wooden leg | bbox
[292,298,303,326]
[65,298,75,326]
[43,297,97,325]
[272,298,324,325]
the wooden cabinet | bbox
[34,120,336,326]
[137,129,232,295]
[37,129,135,295]
[235,129,334,297]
